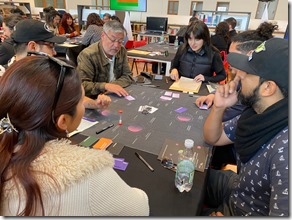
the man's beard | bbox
[238,85,261,108]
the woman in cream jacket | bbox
[0,55,149,216]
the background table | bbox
[55,36,85,66]
[127,42,177,76]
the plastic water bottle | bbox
[160,31,165,43]
[174,36,179,47]
[175,139,195,192]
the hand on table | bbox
[194,74,205,83]
[195,94,215,109]
[96,94,112,109]
[170,69,179,81]
[105,83,129,97]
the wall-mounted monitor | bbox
[100,10,115,18]
[146,17,168,33]
[110,0,146,12]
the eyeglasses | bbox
[27,51,75,124]
[103,31,124,44]
[36,41,56,50]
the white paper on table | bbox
[68,118,99,137]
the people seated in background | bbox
[224,17,237,38]
[195,21,278,113]
[202,38,288,216]
[0,19,110,110]
[81,13,104,47]
[111,15,121,23]
[0,14,23,65]
[58,13,80,38]
[103,13,112,23]
[211,21,230,53]
[77,20,133,98]
[43,6,55,17]
[170,20,226,83]
[0,56,149,216]
[45,10,61,36]
[10,8,26,18]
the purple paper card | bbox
[114,159,128,171]
[114,158,125,162]
[125,95,135,101]
[160,96,172,101]
[164,91,173,96]
[175,107,187,113]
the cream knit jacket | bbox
[1,139,149,216]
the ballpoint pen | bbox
[96,123,114,135]
[135,152,154,172]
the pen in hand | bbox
[135,152,154,172]
[96,123,114,135]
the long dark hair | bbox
[183,20,217,58]
[60,12,75,33]
[86,13,104,29]
[45,10,61,28]
[0,56,82,215]
[215,21,230,45]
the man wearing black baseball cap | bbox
[0,19,66,75]
[202,38,288,216]
[0,19,112,110]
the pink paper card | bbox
[160,96,172,101]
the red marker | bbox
[118,110,123,125]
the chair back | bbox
[133,40,147,48]
[125,40,134,49]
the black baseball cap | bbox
[11,19,66,44]
[227,38,288,90]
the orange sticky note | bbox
[92,138,113,150]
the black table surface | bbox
[115,146,208,216]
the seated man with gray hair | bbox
[77,20,133,98]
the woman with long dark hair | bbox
[45,10,61,36]
[81,13,104,46]
[170,20,226,83]
[0,56,149,216]
[211,21,231,53]
[58,12,80,38]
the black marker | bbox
[135,152,154,172]
[96,123,114,135]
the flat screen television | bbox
[110,0,147,12]
[146,17,168,33]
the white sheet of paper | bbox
[68,118,99,137]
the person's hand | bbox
[195,94,215,109]
[105,83,129,97]
[213,75,242,109]
[73,31,79,36]
[209,211,224,216]
[194,74,205,83]
[96,94,112,109]
[0,34,7,42]
[170,69,179,81]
